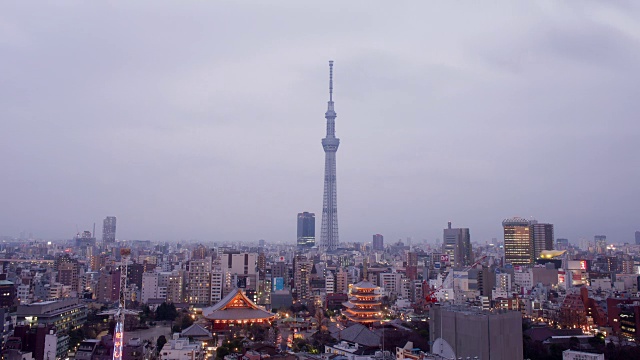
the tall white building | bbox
[325,271,335,295]
[380,272,403,297]
[294,256,313,303]
[157,272,172,301]
[514,269,534,291]
[211,266,223,304]
[166,270,184,304]
[141,272,159,304]
[188,257,212,305]
[335,268,349,294]
[218,253,257,296]
[496,273,512,292]
[17,284,31,304]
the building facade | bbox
[16,299,87,334]
[503,217,533,266]
[141,273,159,304]
[187,258,212,305]
[443,222,472,268]
[594,235,607,254]
[372,234,384,251]
[531,222,554,260]
[297,212,316,248]
[293,255,312,303]
[102,217,117,246]
[430,304,523,360]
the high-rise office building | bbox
[102,216,116,246]
[141,273,159,304]
[595,235,607,254]
[218,252,258,295]
[96,270,120,302]
[320,61,340,252]
[164,270,184,304]
[56,255,80,293]
[372,234,384,251]
[335,268,349,294]
[556,238,569,249]
[187,257,212,305]
[503,217,533,266]
[443,222,472,267]
[293,255,312,303]
[406,252,418,281]
[297,212,315,248]
[192,244,209,260]
[636,231,640,245]
[74,231,96,258]
[531,222,554,259]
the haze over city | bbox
[2,1,639,244]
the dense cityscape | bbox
[3,3,640,360]
[2,214,640,360]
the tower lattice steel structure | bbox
[98,249,139,360]
[321,60,340,252]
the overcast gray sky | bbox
[1,1,639,245]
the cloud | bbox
[0,1,639,244]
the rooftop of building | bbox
[432,304,522,317]
[180,323,212,338]
[502,217,531,225]
[329,323,380,347]
[203,288,274,321]
[16,298,85,316]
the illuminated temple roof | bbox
[351,281,378,290]
[202,288,275,321]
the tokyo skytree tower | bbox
[321,60,340,252]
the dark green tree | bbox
[156,303,178,321]
[180,315,194,330]
[156,335,167,353]
[568,336,580,350]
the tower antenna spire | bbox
[329,60,333,102]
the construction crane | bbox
[424,255,487,304]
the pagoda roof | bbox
[352,281,378,290]
[203,288,275,321]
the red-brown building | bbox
[579,287,607,327]
[559,294,587,328]
[607,296,640,339]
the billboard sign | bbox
[273,277,284,291]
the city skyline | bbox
[1,2,639,244]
